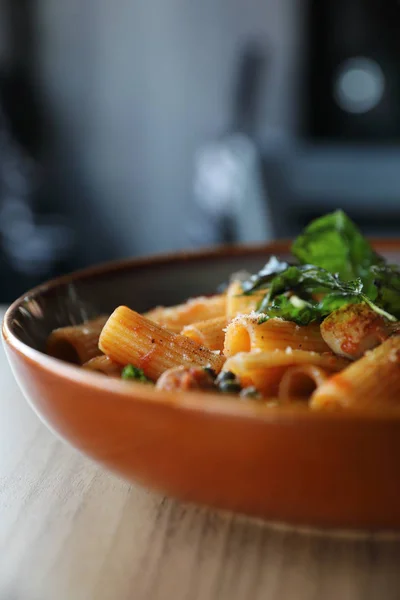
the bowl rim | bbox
[3,238,400,425]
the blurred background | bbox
[0,0,400,301]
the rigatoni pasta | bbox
[82,355,123,377]
[311,336,400,411]
[224,315,329,357]
[144,294,226,333]
[47,316,108,364]
[226,280,265,319]
[222,350,348,396]
[45,210,400,411]
[99,306,225,380]
[181,316,227,352]
[278,365,330,402]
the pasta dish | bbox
[46,211,400,410]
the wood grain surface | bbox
[2,308,400,600]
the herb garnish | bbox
[291,209,384,282]
[241,211,400,325]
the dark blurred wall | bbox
[6,0,302,264]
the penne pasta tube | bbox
[82,355,123,377]
[47,316,108,364]
[226,280,265,319]
[99,306,225,381]
[181,316,228,352]
[224,350,348,396]
[311,336,400,411]
[224,315,330,357]
[278,365,329,402]
[144,295,226,333]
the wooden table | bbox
[2,308,400,600]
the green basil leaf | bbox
[257,265,362,313]
[317,292,360,316]
[258,295,320,326]
[291,210,384,282]
[240,211,399,325]
[369,264,400,319]
[241,256,290,294]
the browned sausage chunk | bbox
[156,366,216,392]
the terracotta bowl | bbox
[3,240,400,530]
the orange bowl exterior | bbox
[3,240,400,530]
